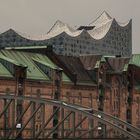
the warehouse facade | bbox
[0,46,139,133]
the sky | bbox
[0,0,139,53]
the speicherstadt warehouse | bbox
[0,12,140,140]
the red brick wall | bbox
[131,89,140,128]
[0,74,140,138]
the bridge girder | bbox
[0,95,140,139]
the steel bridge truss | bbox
[0,95,140,139]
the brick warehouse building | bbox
[0,46,140,138]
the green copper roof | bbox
[0,63,13,78]
[0,53,26,67]
[0,50,71,82]
[32,57,70,82]
[31,55,57,70]
[32,58,57,70]
[62,73,71,82]
[129,54,140,67]
[0,50,48,80]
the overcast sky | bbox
[0,0,139,53]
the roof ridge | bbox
[89,11,112,26]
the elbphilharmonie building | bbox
[0,11,132,57]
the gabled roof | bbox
[0,47,98,85]
[2,46,140,85]
[0,50,71,82]
[47,54,96,85]
[0,52,27,77]
[32,57,70,82]
[0,50,48,80]
[105,57,130,73]
[32,58,57,70]
[79,54,131,74]
[79,55,102,70]
[0,60,13,78]
[0,53,26,67]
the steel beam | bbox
[12,99,15,138]
[3,99,7,139]
[45,111,72,138]
[65,116,87,138]
[31,102,36,138]
[35,107,60,138]
[61,108,64,138]
[15,103,42,139]
[6,101,32,139]
[0,95,140,140]
[89,118,94,138]
[41,104,45,138]
[78,126,98,138]
[72,112,75,138]
[0,99,12,118]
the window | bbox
[78,93,82,105]
[36,89,41,97]
[5,88,10,95]
[66,92,70,102]
[88,93,92,107]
